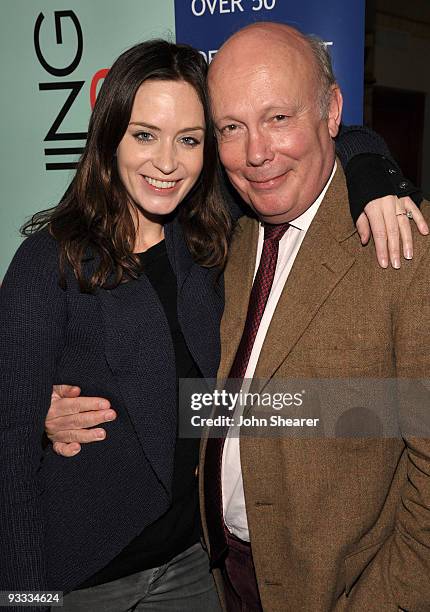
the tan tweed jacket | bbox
[199,166,430,612]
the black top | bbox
[79,240,201,588]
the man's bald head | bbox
[209,22,336,118]
[212,21,311,60]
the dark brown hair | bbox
[22,40,231,292]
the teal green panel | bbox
[0,0,176,279]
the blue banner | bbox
[174,0,365,124]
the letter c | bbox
[90,68,109,109]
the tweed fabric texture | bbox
[200,166,430,612]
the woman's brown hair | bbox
[22,40,231,292]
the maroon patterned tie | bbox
[204,221,290,567]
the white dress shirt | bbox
[221,163,337,541]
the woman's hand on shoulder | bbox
[356,195,429,268]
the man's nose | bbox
[245,129,274,167]
[153,142,178,175]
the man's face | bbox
[208,30,342,223]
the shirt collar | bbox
[288,161,337,232]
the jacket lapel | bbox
[217,216,259,381]
[165,218,224,379]
[98,273,176,497]
[164,216,194,293]
[97,215,225,495]
[253,221,355,385]
[219,166,357,389]
[253,166,357,384]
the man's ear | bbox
[327,85,343,138]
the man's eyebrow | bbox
[213,116,239,125]
[129,122,205,132]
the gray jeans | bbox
[60,542,221,612]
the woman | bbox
[0,39,423,611]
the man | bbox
[46,23,430,611]
[196,22,430,611]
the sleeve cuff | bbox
[345,154,423,223]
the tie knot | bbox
[263,222,290,243]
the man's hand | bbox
[356,195,429,268]
[45,385,117,457]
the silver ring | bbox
[396,210,413,219]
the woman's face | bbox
[116,79,205,220]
